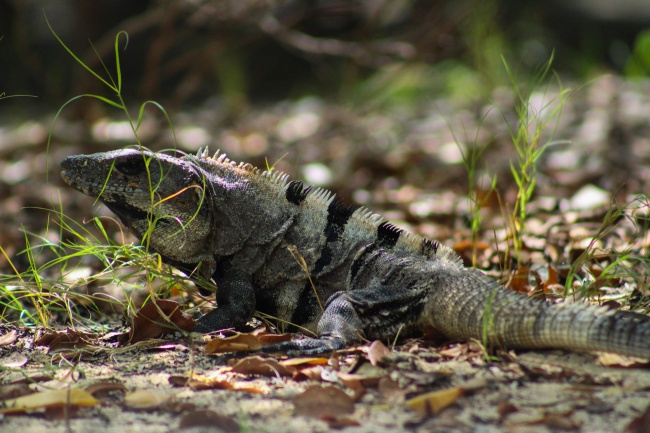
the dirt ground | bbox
[2,75,650,432]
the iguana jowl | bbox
[61,148,650,357]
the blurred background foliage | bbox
[1,0,650,118]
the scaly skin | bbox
[60,148,650,357]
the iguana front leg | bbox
[193,273,256,333]
[261,291,365,355]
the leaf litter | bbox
[4,78,650,432]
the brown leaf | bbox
[231,355,296,377]
[0,329,17,346]
[34,328,96,351]
[125,299,194,345]
[377,377,404,402]
[541,412,582,430]
[0,388,99,414]
[182,374,268,394]
[625,404,650,433]
[256,332,293,345]
[367,340,391,366]
[293,385,355,419]
[508,263,531,293]
[279,357,329,367]
[123,389,170,409]
[179,409,240,432]
[497,402,518,420]
[205,332,263,353]
[545,263,559,287]
[204,331,291,354]
[293,366,325,381]
[84,380,127,398]
[453,240,490,266]
[598,352,650,368]
[406,386,464,417]
[0,352,28,369]
[0,384,33,401]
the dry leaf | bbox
[84,380,127,398]
[125,299,194,344]
[406,386,464,417]
[279,357,329,367]
[367,340,391,366]
[508,263,531,293]
[35,328,96,352]
[293,366,325,381]
[0,352,28,368]
[205,333,263,353]
[256,332,293,345]
[497,402,519,420]
[598,352,650,368]
[0,329,17,346]
[378,377,404,401]
[545,263,559,287]
[625,404,650,433]
[0,384,33,401]
[123,389,170,409]
[0,388,99,414]
[204,331,291,354]
[231,355,296,377]
[179,409,240,431]
[172,374,268,394]
[293,385,355,419]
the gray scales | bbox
[60,148,650,357]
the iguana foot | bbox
[259,336,347,356]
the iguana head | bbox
[61,148,217,280]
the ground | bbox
[2,75,650,432]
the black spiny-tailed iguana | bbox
[60,148,650,357]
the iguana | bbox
[60,148,650,357]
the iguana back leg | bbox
[262,281,428,356]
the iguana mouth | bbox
[99,194,152,221]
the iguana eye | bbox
[115,158,147,176]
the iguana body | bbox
[61,148,650,357]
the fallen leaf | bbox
[598,352,650,368]
[453,240,490,266]
[204,331,291,354]
[231,356,296,377]
[541,412,582,430]
[293,366,325,381]
[84,380,127,398]
[293,385,355,419]
[625,404,650,433]
[0,388,99,414]
[0,352,28,368]
[497,402,519,420]
[35,328,96,352]
[125,299,194,345]
[279,357,329,367]
[123,389,170,409]
[0,329,17,346]
[508,263,531,293]
[545,263,559,287]
[377,377,404,402]
[0,384,33,401]
[170,374,268,394]
[256,332,293,345]
[179,409,240,431]
[406,386,464,417]
[367,340,391,366]
[205,332,263,353]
